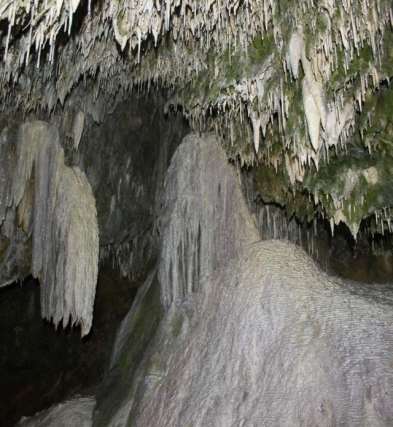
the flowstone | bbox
[95,134,393,426]
[0,121,99,336]
[159,133,257,308]
[129,239,393,426]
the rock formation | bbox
[91,134,393,427]
[17,397,95,427]
[0,1,392,424]
[159,133,257,308]
[0,120,99,336]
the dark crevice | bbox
[0,268,138,427]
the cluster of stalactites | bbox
[0,1,390,115]
[12,121,99,336]
[0,2,393,244]
[1,0,270,69]
[280,4,391,181]
[1,0,85,70]
[127,1,391,192]
[184,1,392,180]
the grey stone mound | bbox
[17,397,95,427]
[117,134,393,426]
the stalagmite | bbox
[159,133,257,308]
[72,110,85,150]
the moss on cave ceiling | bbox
[1,0,393,238]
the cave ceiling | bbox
[1,0,393,237]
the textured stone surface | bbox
[17,397,95,427]
[130,239,393,426]
[0,121,99,336]
[99,134,393,427]
[158,133,258,308]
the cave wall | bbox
[0,2,392,426]
[77,97,188,279]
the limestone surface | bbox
[0,121,99,336]
[93,134,393,427]
[17,397,95,427]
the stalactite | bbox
[0,0,391,239]
[8,121,99,336]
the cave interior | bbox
[0,1,393,426]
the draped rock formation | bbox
[1,121,99,336]
[159,133,257,308]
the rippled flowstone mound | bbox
[127,238,393,426]
[93,135,393,427]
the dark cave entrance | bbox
[0,267,138,427]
